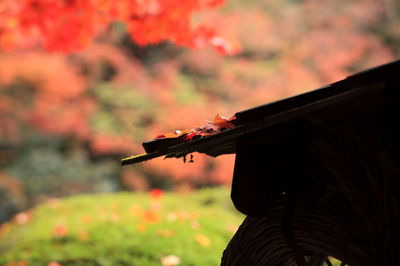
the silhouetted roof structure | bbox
[122,59,400,265]
[121,59,400,166]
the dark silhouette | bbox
[123,60,400,265]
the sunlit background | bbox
[1,0,399,265]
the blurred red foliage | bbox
[0,52,93,140]
[0,0,236,54]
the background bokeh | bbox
[0,0,400,221]
[1,0,400,237]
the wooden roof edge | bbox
[121,59,400,166]
[235,59,400,123]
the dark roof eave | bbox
[121,59,400,166]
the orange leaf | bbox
[152,113,236,143]
[142,209,161,223]
[48,262,62,266]
[137,222,147,232]
[212,114,236,130]
[53,225,68,237]
[158,229,176,237]
[195,233,211,247]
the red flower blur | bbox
[150,188,164,200]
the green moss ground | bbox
[0,188,243,266]
[0,187,343,266]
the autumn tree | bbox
[0,0,236,54]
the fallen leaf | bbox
[81,215,92,224]
[158,229,176,237]
[195,233,211,247]
[210,114,236,130]
[48,262,62,266]
[190,221,200,230]
[137,222,147,233]
[142,210,161,223]
[166,212,177,222]
[227,223,239,233]
[161,255,181,266]
[53,225,68,237]
[14,212,30,225]
[152,113,236,143]
[78,231,89,241]
[183,133,197,142]
[130,204,143,216]
[5,261,28,266]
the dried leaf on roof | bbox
[155,114,236,142]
